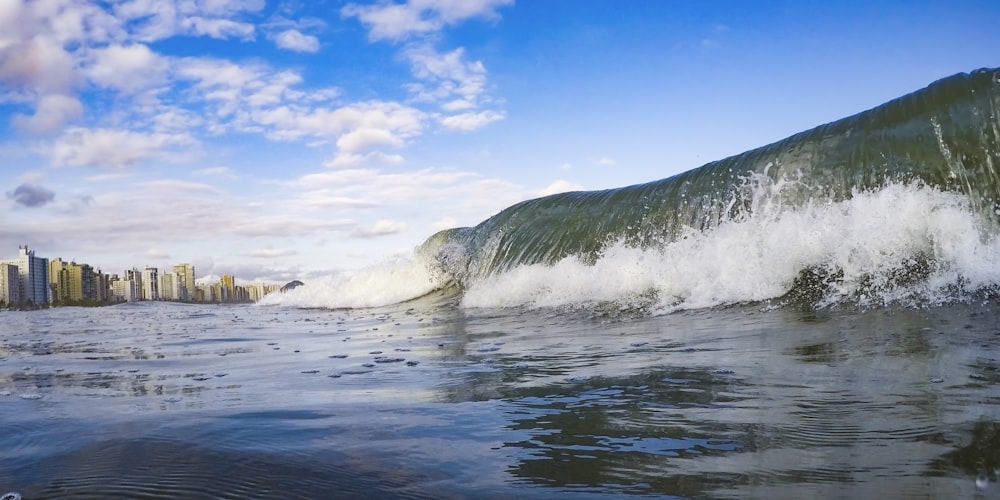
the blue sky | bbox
[1,0,998,283]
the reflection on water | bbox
[1,300,999,497]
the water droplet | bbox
[976,474,990,490]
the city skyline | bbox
[1,244,282,307]
[2,1,998,282]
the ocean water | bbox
[2,300,1000,499]
[4,68,1000,498]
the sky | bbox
[1,0,998,284]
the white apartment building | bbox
[142,267,160,301]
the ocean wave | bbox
[266,68,1000,314]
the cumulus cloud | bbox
[12,94,83,134]
[252,100,426,153]
[273,29,319,52]
[86,43,169,93]
[351,219,406,238]
[405,46,486,104]
[114,0,264,42]
[342,0,513,41]
[0,33,78,98]
[6,183,55,208]
[596,157,616,166]
[50,127,197,168]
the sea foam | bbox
[258,255,446,309]
[460,183,1000,313]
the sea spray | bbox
[460,183,1000,313]
[259,254,446,309]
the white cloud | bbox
[405,45,486,104]
[50,127,197,168]
[136,179,218,192]
[12,94,83,134]
[342,0,513,41]
[252,100,426,153]
[440,110,504,131]
[247,248,298,258]
[297,191,380,209]
[596,157,616,166]
[192,166,236,177]
[539,179,584,197]
[146,247,171,259]
[0,34,77,98]
[292,167,531,228]
[324,151,405,169]
[114,0,264,42]
[273,29,319,52]
[86,43,169,93]
[351,219,406,238]
[181,16,255,40]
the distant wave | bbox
[265,68,1000,313]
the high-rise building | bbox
[0,263,20,306]
[1,245,49,305]
[159,272,176,301]
[173,264,195,302]
[59,262,96,302]
[142,267,159,301]
[94,270,110,302]
[111,278,139,302]
[49,257,64,303]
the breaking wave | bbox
[264,68,1000,313]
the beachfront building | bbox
[49,257,65,303]
[142,267,159,301]
[94,270,110,302]
[111,277,139,302]
[173,264,195,302]
[1,245,50,305]
[0,263,21,306]
[58,262,97,302]
[160,272,177,301]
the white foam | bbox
[461,183,1000,313]
[258,255,445,309]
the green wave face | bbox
[424,69,1000,288]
